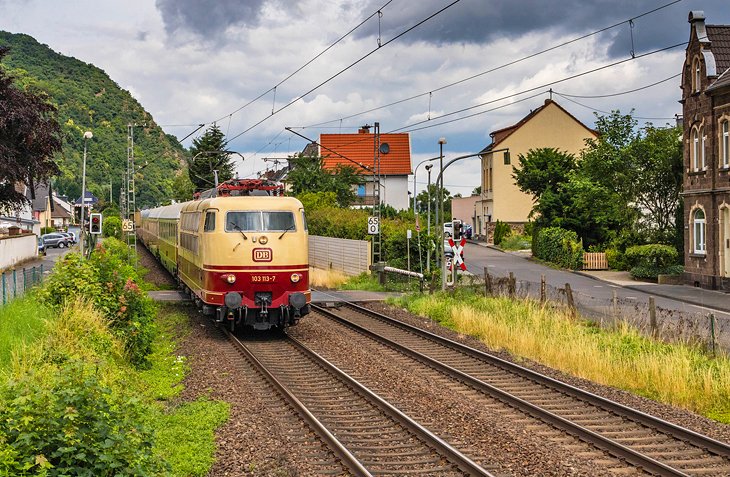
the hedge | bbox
[625,244,681,280]
[533,226,583,270]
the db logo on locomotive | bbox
[252,248,273,262]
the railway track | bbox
[310,302,730,477]
[222,327,497,476]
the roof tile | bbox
[319,132,412,175]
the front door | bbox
[722,207,730,278]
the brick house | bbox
[680,11,730,290]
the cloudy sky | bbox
[2,0,729,198]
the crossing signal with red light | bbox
[89,213,102,235]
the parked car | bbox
[59,231,76,244]
[41,233,69,248]
[37,237,46,255]
[464,224,473,239]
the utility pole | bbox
[126,124,137,260]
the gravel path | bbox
[137,245,730,475]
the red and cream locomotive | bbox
[139,179,310,331]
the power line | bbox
[394,42,687,134]
[176,0,395,144]
[226,0,463,143]
[554,73,681,98]
[553,93,678,121]
[300,0,683,129]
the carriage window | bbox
[204,212,216,232]
[226,211,295,232]
[301,210,308,232]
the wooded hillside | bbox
[0,31,186,208]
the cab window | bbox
[226,211,296,232]
[204,212,216,232]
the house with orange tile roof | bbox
[315,127,412,210]
[475,99,598,241]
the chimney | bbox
[359,124,371,134]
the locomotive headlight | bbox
[222,274,236,284]
[290,273,301,283]
[259,236,268,245]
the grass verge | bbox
[391,290,730,424]
[0,293,51,374]
[309,267,349,289]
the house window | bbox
[701,127,706,169]
[692,128,700,170]
[357,184,366,197]
[722,120,729,168]
[693,208,706,254]
[693,58,702,92]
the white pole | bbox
[80,131,92,258]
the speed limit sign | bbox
[122,219,135,232]
[367,216,379,235]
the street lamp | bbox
[80,131,93,259]
[437,137,446,287]
[412,156,440,214]
[425,164,433,272]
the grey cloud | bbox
[155,0,267,39]
[355,0,726,58]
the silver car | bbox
[41,233,69,248]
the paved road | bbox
[464,243,730,322]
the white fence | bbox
[309,235,371,276]
[0,234,38,271]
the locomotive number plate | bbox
[252,248,272,262]
[251,275,276,283]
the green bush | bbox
[103,215,122,239]
[0,361,168,476]
[533,226,584,269]
[500,234,531,250]
[39,238,156,367]
[625,244,681,280]
[493,220,511,245]
[605,248,628,271]
[40,226,55,235]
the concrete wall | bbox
[309,235,371,276]
[0,234,38,270]
[451,195,480,230]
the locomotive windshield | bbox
[226,211,296,232]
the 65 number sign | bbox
[367,216,379,235]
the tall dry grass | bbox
[397,293,730,422]
[309,267,349,289]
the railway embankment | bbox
[0,238,228,476]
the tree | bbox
[625,125,683,245]
[172,167,195,202]
[187,124,234,192]
[471,186,481,196]
[0,47,61,214]
[512,148,577,202]
[287,153,364,207]
[415,183,451,221]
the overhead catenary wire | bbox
[176,0,396,145]
[225,0,463,143]
[300,0,683,129]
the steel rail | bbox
[284,334,495,477]
[312,303,720,477]
[335,302,730,459]
[224,328,373,477]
